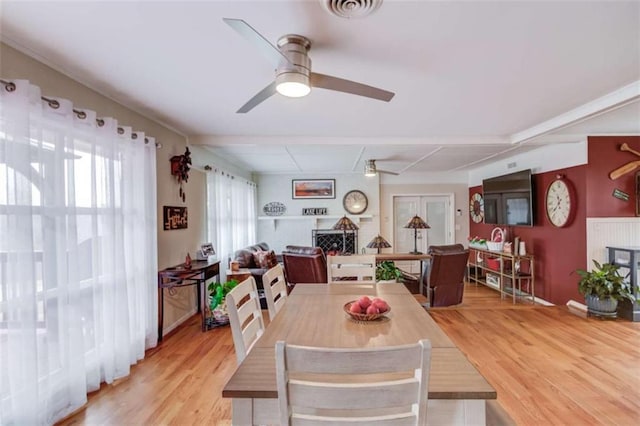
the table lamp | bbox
[366,235,392,254]
[404,215,430,254]
[332,215,359,254]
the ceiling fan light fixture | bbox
[276,72,311,98]
[364,159,377,177]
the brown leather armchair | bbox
[424,244,470,307]
[281,246,328,287]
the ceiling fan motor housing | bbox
[276,34,312,84]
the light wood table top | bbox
[375,253,431,261]
[223,283,496,400]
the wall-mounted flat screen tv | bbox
[482,169,534,226]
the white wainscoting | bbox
[586,217,640,268]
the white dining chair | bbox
[262,263,288,321]
[275,339,432,425]
[226,276,265,364]
[327,254,376,284]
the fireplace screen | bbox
[312,229,358,254]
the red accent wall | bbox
[469,136,640,306]
[586,136,640,217]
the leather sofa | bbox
[424,244,470,307]
[231,242,271,288]
[281,246,328,287]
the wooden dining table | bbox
[222,283,496,425]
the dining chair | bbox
[262,263,288,321]
[326,254,376,284]
[226,276,265,364]
[275,339,432,425]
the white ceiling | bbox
[1,0,639,176]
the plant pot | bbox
[377,279,398,284]
[585,294,618,318]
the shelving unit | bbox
[467,247,535,304]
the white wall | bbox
[256,173,381,253]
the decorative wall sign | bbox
[163,206,188,230]
[263,201,286,216]
[302,207,328,215]
[292,179,335,199]
[612,188,630,201]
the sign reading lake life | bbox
[263,202,286,216]
[302,207,328,216]
[163,206,188,230]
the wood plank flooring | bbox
[58,284,640,425]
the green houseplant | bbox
[208,279,239,321]
[575,260,635,317]
[376,261,403,282]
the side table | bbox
[157,259,220,341]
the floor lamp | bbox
[332,215,359,254]
[366,235,391,254]
[404,215,430,254]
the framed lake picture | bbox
[292,179,336,199]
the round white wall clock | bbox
[343,190,368,214]
[470,193,484,223]
[545,176,575,228]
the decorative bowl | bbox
[343,301,390,321]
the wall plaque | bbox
[302,207,327,216]
[163,206,188,230]
[263,201,286,216]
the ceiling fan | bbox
[223,18,395,113]
[364,159,399,176]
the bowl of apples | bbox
[344,296,390,321]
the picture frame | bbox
[200,243,215,256]
[292,179,336,199]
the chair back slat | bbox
[262,264,288,320]
[276,339,431,425]
[327,255,376,284]
[227,277,265,364]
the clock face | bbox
[343,190,368,215]
[546,179,573,227]
[470,193,484,223]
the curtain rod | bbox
[1,79,161,149]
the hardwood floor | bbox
[58,284,640,425]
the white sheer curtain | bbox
[0,79,158,424]
[206,170,257,282]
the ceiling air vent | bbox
[321,0,383,19]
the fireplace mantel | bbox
[258,214,373,230]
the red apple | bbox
[349,302,362,314]
[373,299,389,312]
[358,296,372,309]
[366,304,380,315]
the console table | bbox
[467,247,535,303]
[157,259,220,341]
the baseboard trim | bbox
[163,307,198,335]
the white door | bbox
[393,195,453,254]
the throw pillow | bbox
[253,250,270,268]
[266,250,278,268]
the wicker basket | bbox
[487,228,505,251]
[344,301,390,321]
[486,241,504,251]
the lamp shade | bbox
[404,215,430,229]
[332,215,359,231]
[366,235,391,250]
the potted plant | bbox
[575,260,635,317]
[376,261,403,283]
[207,279,239,324]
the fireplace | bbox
[312,229,358,254]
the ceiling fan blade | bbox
[378,169,400,176]
[310,72,395,102]
[237,81,278,113]
[223,18,291,68]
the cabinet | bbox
[467,247,535,303]
[607,246,640,321]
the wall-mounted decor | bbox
[343,190,368,214]
[469,193,484,223]
[609,142,640,180]
[263,201,286,216]
[302,207,328,215]
[292,179,335,199]
[163,206,188,230]
[545,175,576,228]
[170,147,191,202]
[612,188,629,202]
